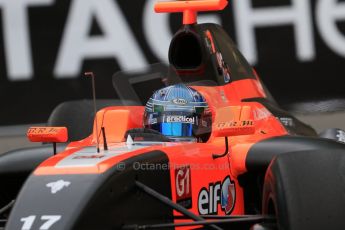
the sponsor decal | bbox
[172,98,188,105]
[175,166,192,209]
[204,30,231,83]
[198,176,235,215]
[253,108,271,120]
[336,130,345,143]
[148,113,158,125]
[20,215,61,230]
[27,127,60,134]
[216,120,255,135]
[72,155,105,159]
[46,180,71,194]
[216,120,254,129]
[220,90,228,103]
[165,115,195,124]
[215,52,231,83]
[201,119,208,127]
[279,117,294,127]
[221,177,235,214]
[148,117,158,124]
[204,30,217,54]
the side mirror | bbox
[27,127,68,143]
[214,120,255,137]
[27,127,68,155]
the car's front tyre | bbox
[262,150,345,230]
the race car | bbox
[1,0,345,229]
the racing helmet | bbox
[143,84,212,142]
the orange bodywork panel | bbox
[34,106,144,175]
[34,144,155,175]
[155,0,228,24]
[92,106,145,144]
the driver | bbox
[143,84,212,142]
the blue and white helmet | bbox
[144,84,212,142]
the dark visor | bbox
[152,123,193,137]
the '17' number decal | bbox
[20,215,61,230]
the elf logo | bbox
[198,176,235,215]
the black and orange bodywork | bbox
[1,1,344,230]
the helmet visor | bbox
[153,122,193,137]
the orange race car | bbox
[1,1,345,229]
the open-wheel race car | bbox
[1,0,345,229]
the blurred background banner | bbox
[0,0,345,125]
